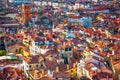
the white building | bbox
[77,60,91,79]
[30,41,48,55]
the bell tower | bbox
[22,4,31,25]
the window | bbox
[16,49,18,52]
[57,54,59,57]
[69,48,71,51]
[65,48,68,51]
[0,44,4,46]
[29,65,32,68]
[36,65,39,68]
[41,64,43,67]
[65,48,72,51]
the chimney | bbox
[56,67,59,72]
[112,50,115,55]
[49,56,53,61]
[106,75,109,80]
[41,69,44,76]
[67,64,69,70]
[73,63,76,68]
[34,70,38,80]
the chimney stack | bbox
[56,67,59,72]
[67,64,69,70]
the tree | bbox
[0,50,6,56]
[18,47,23,54]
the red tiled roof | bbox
[44,49,59,57]
[46,34,53,41]
[69,63,73,69]
[84,28,94,34]
[59,64,67,72]
[93,30,101,35]
[38,27,44,31]
[112,34,120,38]
[69,16,81,19]
[2,67,25,80]
[102,26,119,29]
[44,59,57,70]
[97,72,113,78]
[92,6,107,11]
[53,72,70,78]
[39,76,52,80]
[7,44,17,48]
[28,55,44,64]
[15,34,23,39]
[70,57,77,63]
[0,72,7,80]
[80,76,90,80]
[32,36,45,42]
[100,33,107,38]
[29,70,43,79]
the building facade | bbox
[11,0,32,4]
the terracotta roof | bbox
[0,71,7,80]
[29,70,43,79]
[44,59,57,70]
[70,57,78,63]
[84,28,94,34]
[15,34,23,39]
[53,72,70,78]
[59,64,67,72]
[32,35,41,42]
[46,34,53,41]
[2,67,25,80]
[97,72,113,78]
[80,76,90,80]
[100,33,107,38]
[69,63,74,69]
[44,49,59,57]
[72,38,80,45]
[93,6,107,11]
[112,34,120,38]
[39,76,52,80]
[69,16,81,19]
[24,55,44,64]
[38,27,44,31]
[6,44,17,48]
[92,75,99,80]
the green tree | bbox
[0,50,6,56]
[18,48,23,54]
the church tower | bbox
[22,4,31,25]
